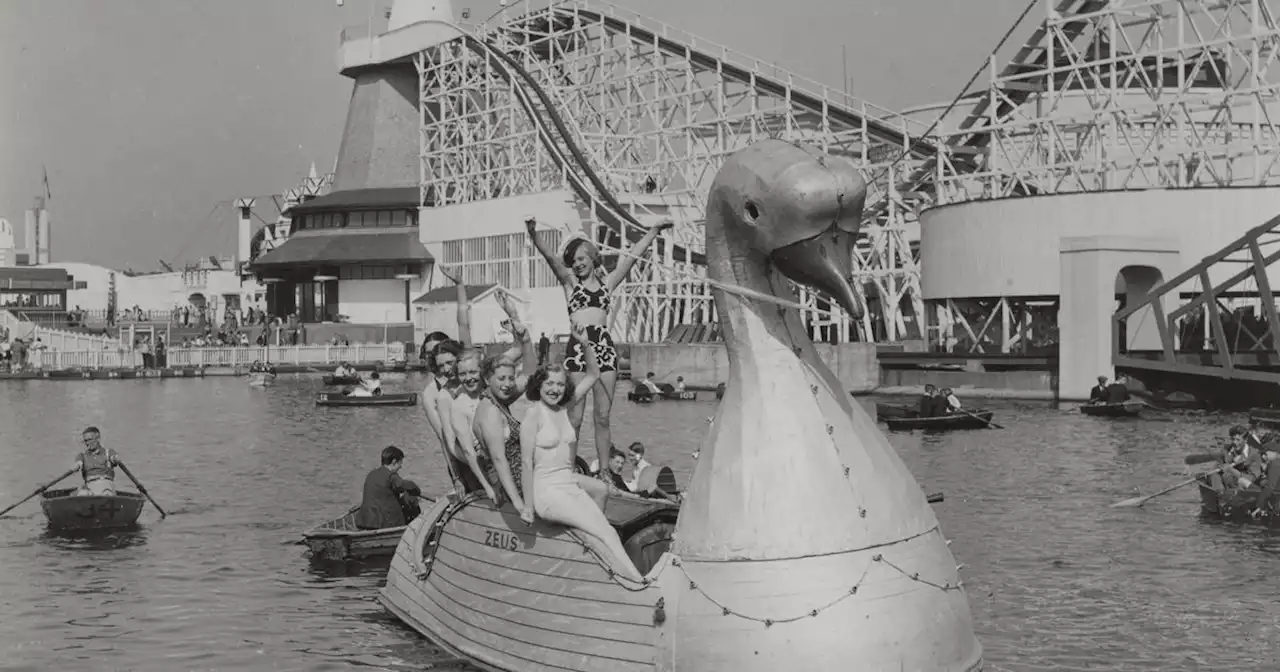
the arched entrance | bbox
[1115,265,1165,353]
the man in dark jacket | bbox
[1088,376,1109,404]
[917,384,943,417]
[355,446,422,530]
[1104,374,1131,403]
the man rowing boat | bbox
[355,446,422,529]
[71,426,119,496]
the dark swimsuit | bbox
[564,282,619,373]
[479,391,523,506]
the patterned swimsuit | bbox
[480,391,524,506]
[564,282,619,373]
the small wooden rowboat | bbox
[303,496,436,560]
[884,410,994,431]
[380,492,680,671]
[40,488,146,531]
[315,392,418,407]
[1080,400,1144,417]
[627,389,697,402]
[322,374,362,386]
[247,371,274,387]
[1197,480,1280,526]
[875,403,916,420]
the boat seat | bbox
[604,491,679,538]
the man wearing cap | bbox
[1087,376,1109,405]
[71,426,120,496]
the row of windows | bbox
[338,264,415,281]
[441,231,563,290]
[296,210,417,231]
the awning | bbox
[251,230,431,268]
[285,187,419,214]
[414,284,496,304]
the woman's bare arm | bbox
[421,387,446,446]
[604,220,674,292]
[525,218,574,287]
[520,406,539,516]
[452,400,496,501]
[440,264,472,346]
[476,405,525,510]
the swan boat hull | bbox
[380,493,678,671]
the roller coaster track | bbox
[456,31,708,266]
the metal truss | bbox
[415,0,940,343]
[923,0,1280,353]
[1115,213,1280,385]
[931,296,1061,354]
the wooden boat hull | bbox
[322,374,361,386]
[315,392,418,407]
[1081,400,1143,417]
[627,390,697,402]
[1197,481,1280,525]
[39,488,145,530]
[875,403,916,420]
[885,410,994,431]
[247,372,274,386]
[1249,407,1280,428]
[303,496,436,560]
[381,493,679,671]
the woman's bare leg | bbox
[590,371,618,473]
[567,370,589,455]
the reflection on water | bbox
[0,377,1278,669]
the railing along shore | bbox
[18,344,407,371]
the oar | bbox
[1110,466,1225,508]
[0,468,76,518]
[1185,453,1224,466]
[115,461,167,518]
[960,409,1004,430]
[926,492,944,504]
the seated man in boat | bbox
[636,372,662,395]
[1208,425,1265,492]
[71,426,119,496]
[1247,445,1280,517]
[673,376,687,393]
[355,445,422,530]
[1104,375,1131,403]
[1088,376,1109,405]
[333,362,355,378]
[605,447,631,492]
[940,387,963,414]
[346,372,383,397]
[917,385,943,418]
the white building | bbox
[40,258,265,319]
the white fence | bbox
[3,310,124,351]
[21,343,407,371]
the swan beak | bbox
[771,228,864,319]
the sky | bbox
[0,0,1034,271]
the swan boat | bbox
[380,140,982,670]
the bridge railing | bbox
[1114,212,1280,384]
[15,343,408,372]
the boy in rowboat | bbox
[355,446,422,530]
[72,426,119,496]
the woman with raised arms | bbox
[525,216,673,487]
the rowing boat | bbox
[303,496,436,560]
[626,389,698,402]
[1249,407,1280,428]
[40,488,145,531]
[380,491,679,671]
[874,403,916,420]
[884,410,994,431]
[1197,480,1280,526]
[315,392,418,407]
[247,371,274,387]
[1081,400,1143,417]
[322,374,362,386]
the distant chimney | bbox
[36,208,50,265]
[22,209,36,265]
[236,198,255,270]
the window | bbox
[441,230,562,290]
[338,264,410,280]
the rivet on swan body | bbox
[656,139,982,671]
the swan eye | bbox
[744,201,760,222]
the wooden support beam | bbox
[1202,269,1234,374]
[1112,355,1280,384]
[1168,244,1280,323]
[1150,298,1175,362]
[1252,239,1280,353]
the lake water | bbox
[0,375,1276,671]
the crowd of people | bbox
[916,384,964,417]
[358,218,674,582]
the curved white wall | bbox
[919,187,1280,299]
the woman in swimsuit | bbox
[421,265,472,450]
[438,292,530,498]
[473,338,538,509]
[519,323,644,582]
[525,216,673,485]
